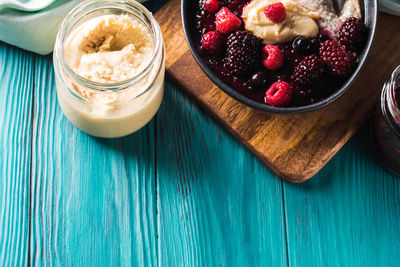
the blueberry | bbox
[317,33,329,43]
[292,36,318,55]
[250,71,269,89]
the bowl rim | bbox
[181,0,378,114]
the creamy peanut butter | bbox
[243,0,320,44]
[64,15,154,83]
[243,0,362,44]
[54,7,165,138]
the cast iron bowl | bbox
[181,0,378,114]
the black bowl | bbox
[181,0,378,114]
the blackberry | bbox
[319,40,356,77]
[278,43,304,70]
[225,31,261,76]
[219,0,249,16]
[292,55,325,86]
[337,17,367,51]
[292,86,314,106]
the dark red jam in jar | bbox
[372,66,400,176]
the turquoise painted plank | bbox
[29,55,158,266]
[140,0,165,13]
[152,0,166,10]
[155,80,288,266]
[142,0,153,11]
[0,43,34,266]
[283,124,400,267]
[3,0,400,266]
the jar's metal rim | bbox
[54,0,163,91]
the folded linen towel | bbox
[0,0,146,55]
[0,0,83,54]
[380,0,400,15]
[0,0,397,55]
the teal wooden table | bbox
[1,0,400,266]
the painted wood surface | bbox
[0,44,33,267]
[155,0,400,182]
[283,125,400,266]
[30,55,158,266]
[1,0,400,266]
[155,82,288,266]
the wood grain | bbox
[28,55,159,266]
[2,0,400,266]
[155,81,288,266]
[0,43,34,266]
[283,127,400,266]
[155,0,400,182]
[2,38,400,267]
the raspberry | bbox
[201,31,225,55]
[204,0,219,13]
[225,31,261,76]
[262,44,284,70]
[265,81,292,107]
[337,17,367,51]
[264,2,286,23]
[215,7,241,34]
[292,55,325,86]
[319,40,356,77]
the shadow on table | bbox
[286,120,396,191]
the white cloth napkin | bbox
[380,0,400,15]
[0,0,82,54]
[0,0,146,55]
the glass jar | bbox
[372,65,400,176]
[53,0,165,138]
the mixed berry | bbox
[194,0,368,107]
[264,2,286,23]
[225,31,261,76]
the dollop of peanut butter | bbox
[242,0,320,44]
[64,15,154,84]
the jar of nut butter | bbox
[372,65,400,176]
[53,0,165,138]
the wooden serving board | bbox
[154,0,400,182]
